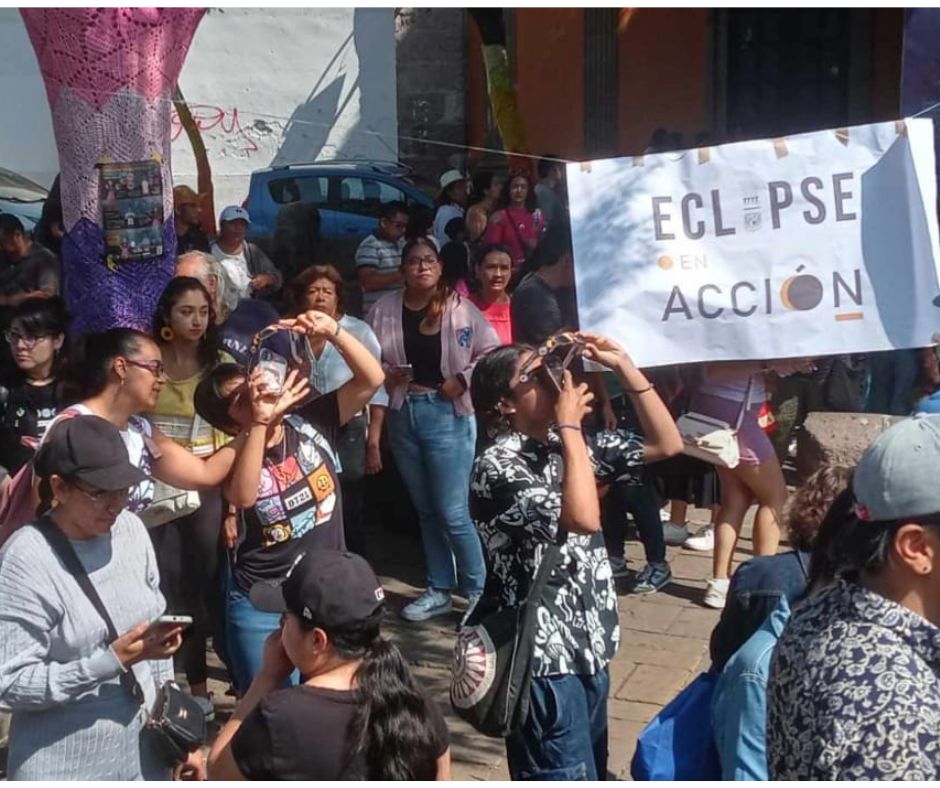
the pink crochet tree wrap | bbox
[21,8,205,333]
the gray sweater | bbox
[0,512,173,780]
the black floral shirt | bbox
[768,578,940,780]
[469,429,645,678]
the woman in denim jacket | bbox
[366,236,500,622]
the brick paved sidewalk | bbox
[201,506,756,781]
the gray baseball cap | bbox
[853,414,940,521]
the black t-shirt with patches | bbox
[233,392,345,594]
[0,379,59,475]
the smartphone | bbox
[258,348,288,393]
[150,615,193,629]
[392,363,414,381]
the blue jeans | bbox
[223,560,298,692]
[386,392,485,595]
[506,670,611,780]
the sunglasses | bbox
[518,333,585,393]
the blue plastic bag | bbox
[630,672,722,780]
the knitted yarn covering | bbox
[21,8,204,333]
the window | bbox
[268,176,329,206]
[723,9,852,139]
[336,177,406,217]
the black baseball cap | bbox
[33,415,149,491]
[250,550,386,629]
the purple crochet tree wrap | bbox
[21,8,205,333]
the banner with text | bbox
[567,119,940,368]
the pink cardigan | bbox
[366,290,500,416]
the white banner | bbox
[567,119,940,368]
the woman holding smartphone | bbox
[366,236,499,622]
[0,416,203,780]
[193,309,384,692]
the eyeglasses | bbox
[404,255,440,269]
[124,358,165,378]
[4,331,52,348]
[71,481,132,507]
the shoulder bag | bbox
[450,530,567,738]
[675,377,754,469]
[138,415,203,529]
[35,517,206,767]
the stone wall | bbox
[395,8,467,190]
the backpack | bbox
[0,407,80,547]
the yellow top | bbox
[149,351,234,456]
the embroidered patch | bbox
[262,521,293,547]
[456,326,473,348]
[308,465,336,502]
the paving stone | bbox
[666,606,722,639]
[607,698,661,724]
[618,600,682,634]
[618,630,708,669]
[615,663,693,705]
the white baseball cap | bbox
[439,169,467,190]
[220,205,251,224]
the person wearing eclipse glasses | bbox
[468,331,682,780]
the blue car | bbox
[245,161,433,255]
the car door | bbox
[332,175,407,240]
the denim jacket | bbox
[711,597,791,781]
[709,550,808,671]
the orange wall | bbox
[617,8,709,153]
[514,8,584,159]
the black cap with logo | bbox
[33,415,149,491]
[250,550,386,629]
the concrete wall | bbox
[395,8,467,188]
[0,8,398,211]
[173,7,397,210]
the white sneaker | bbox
[662,521,690,546]
[683,524,715,552]
[660,506,671,522]
[704,577,730,609]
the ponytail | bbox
[333,611,440,779]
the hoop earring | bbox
[160,326,175,342]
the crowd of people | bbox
[0,151,938,781]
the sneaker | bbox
[704,577,730,609]
[193,694,215,723]
[630,562,672,594]
[401,588,453,622]
[683,524,715,552]
[662,521,690,546]
[608,556,630,578]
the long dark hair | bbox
[325,610,440,780]
[498,170,537,213]
[152,276,221,370]
[61,327,154,404]
[401,237,455,333]
[470,344,531,438]
[8,295,70,378]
